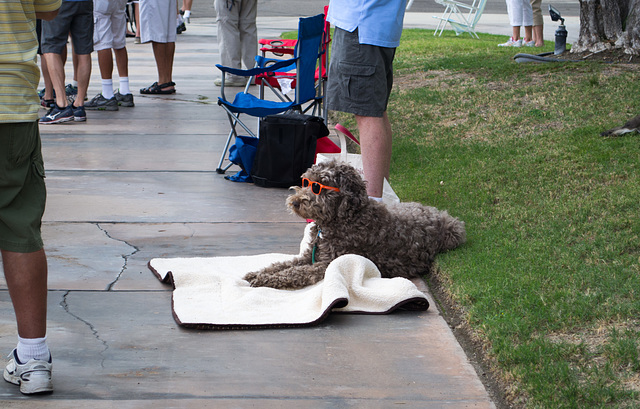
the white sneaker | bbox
[214,76,248,87]
[523,40,535,47]
[498,37,523,47]
[4,349,53,395]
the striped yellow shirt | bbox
[0,0,61,122]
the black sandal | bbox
[140,81,176,95]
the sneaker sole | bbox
[117,102,135,107]
[74,116,86,122]
[21,383,54,395]
[84,106,118,111]
[40,116,74,124]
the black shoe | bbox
[114,90,135,107]
[85,94,119,111]
[72,105,86,122]
[40,104,74,124]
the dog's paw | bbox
[243,271,260,285]
[243,271,257,281]
[243,272,274,288]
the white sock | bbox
[101,79,114,99]
[17,336,50,363]
[71,80,78,87]
[369,196,383,202]
[118,77,131,95]
[184,10,191,21]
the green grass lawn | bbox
[334,29,640,408]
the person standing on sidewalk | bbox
[40,0,94,123]
[85,0,135,111]
[0,0,60,396]
[139,0,177,94]
[213,0,257,87]
[325,0,406,201]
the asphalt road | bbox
[188,0,580,19]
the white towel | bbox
[148,226,429,329]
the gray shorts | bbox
[326,27,396,118]
[140,0,177,44]
[41,0,94,55]
[93,0,128,51]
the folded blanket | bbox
[149,226,429,329]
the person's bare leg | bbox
[43,52,68,108]
[151,41,175,90]
[74,53,91,107]
[512,26,521,41]
[61,43,67,65]
[533,25,544,46]
[40,57,54,101]
[97,48,114,80]
[113,47,129,78]
[355,112,392,198]
[134,3,140,38]
[1,250,48,339]
[524,26,533,43]
[71,46,79,85]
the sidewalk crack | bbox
[60,290,108,367]
[96,223,139,291]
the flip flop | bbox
[140,81,176,95]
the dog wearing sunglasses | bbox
[243,160,466,289]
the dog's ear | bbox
[336,164,368,219]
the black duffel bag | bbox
[251,113,329,188]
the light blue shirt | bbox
[327,0,407,48]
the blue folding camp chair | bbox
[215,13,325,174]
[256,6,331,122]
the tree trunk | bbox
[573,0,640,55]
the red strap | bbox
[335,123,360,146]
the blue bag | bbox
[225,135,259,183]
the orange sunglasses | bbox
[302,178,340,195]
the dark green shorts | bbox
[0,122,47,253]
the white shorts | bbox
[506,0,533,27]
[140,0,177,44]
[93,0,128,51]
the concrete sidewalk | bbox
[0,11,580,407]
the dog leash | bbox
[312,228,322,264]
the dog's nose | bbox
[290,200,301,209]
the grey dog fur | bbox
[243,161,466,289]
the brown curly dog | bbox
[243,160,466,289]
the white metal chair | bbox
[432,0,487,39]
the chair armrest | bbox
[215,56,297,78]
[259,38,297,48]
[260,46,295,56]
